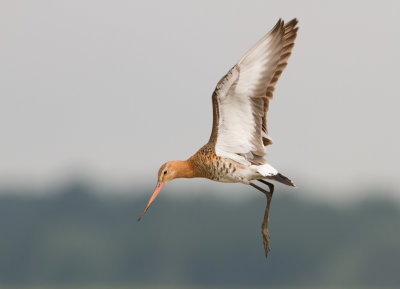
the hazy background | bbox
[1,0,400,288]
[1,0,399,199]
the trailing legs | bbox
[250,180,274,258]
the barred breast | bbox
[190,144,249,183]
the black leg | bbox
[250,181,274,259]
[258,179,274,194]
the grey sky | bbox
[1,1,399,199]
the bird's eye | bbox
[163,170,167,175]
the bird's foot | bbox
[262,226,271,257]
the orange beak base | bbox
[137,182,165,221]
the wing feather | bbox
[208,19,299,165]
[262,19,299,146]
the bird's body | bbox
[189,144,256,184]
[138,19,299,258]
[183,143,289,185]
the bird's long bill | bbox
[137,182,165,221]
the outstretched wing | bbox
[208,19,298,165]
[262,19,298,146]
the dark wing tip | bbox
[286,18,299,26]
[271,18,285,35]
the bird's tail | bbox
[269,173,296,187]
[256,164,296,187]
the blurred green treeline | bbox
[0,182,399,288]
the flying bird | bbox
[138,18,299,258]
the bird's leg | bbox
[258,179,274,194]
[250,180,274,258]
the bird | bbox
[138,18,299,258]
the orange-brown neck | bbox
[168,160,196,179]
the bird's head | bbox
[156,161,178,184]
[137,160,195,221]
